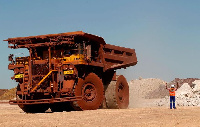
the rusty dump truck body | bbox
[4,31,137,113]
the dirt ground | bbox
[0,103,200,127]
[0,89,8,96]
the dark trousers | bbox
[170,96,175,109]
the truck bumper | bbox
[9,96,82,105]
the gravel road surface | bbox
[0,104,200,127]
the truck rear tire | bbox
[50,103,65,112]
[50,102,74,112]
[18,104,49,113]
[74,73,104,110]
[105,75,129,109]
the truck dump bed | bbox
[4,31,105,49]
[103,44,137,71]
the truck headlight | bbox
[62,65,68,70]
[69,64,74,70]
[14,68,19,74]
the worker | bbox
[165,82,179,109]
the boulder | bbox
[192,80,200,92]
[176,83,193,98]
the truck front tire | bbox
[74,73,104,110]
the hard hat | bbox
[171,84,175,88]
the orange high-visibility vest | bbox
[169,88,175,96]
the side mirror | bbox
[8,54,14,63]
[8,54,14,61]
[86,45,91,61]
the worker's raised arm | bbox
[165,83,169,90]
[175,82,179,91]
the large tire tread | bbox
[105,75,129,109]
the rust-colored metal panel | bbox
[62,80,74,93]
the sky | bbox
[0,0,200,89]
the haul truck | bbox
[4,31,137,113]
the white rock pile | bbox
[157,80,200,107]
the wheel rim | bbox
[82,83,96,102]
[118,83,124,102]
[74,73,104,110]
